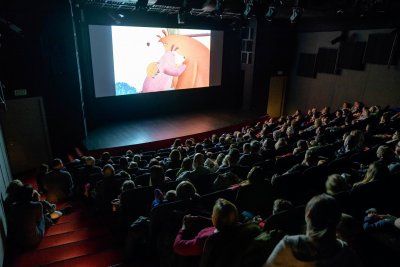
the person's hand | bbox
[181,214,198,231]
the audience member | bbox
[264,194,362,267]
[43,158,74,203]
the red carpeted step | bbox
[45,218,98,236]
[9,235,115,267]
[41,248,122,267]
[38,226,108,249]
[54,210,89,225]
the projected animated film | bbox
[111,27,211,95]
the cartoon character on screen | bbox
[142,44,187,93]
[157,30,210,89]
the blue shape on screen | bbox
[115,82,137,96]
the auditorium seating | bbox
[7,102,400,267]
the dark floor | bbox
[83,109,262,151]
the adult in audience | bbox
[173,198,239,256]
[335,134,359,159]
[176,157,193,178]
[176,153,210,183]
[236,166,272,217]
[171,138,182,149]
[8,184,45,248]
[176,181,199,200]
[325,174,350,195]
[284,148,319,175]
[150,165,168,187]
[43,158,74,203]
[5,179,24,212]
[353,162,389,188]
[200,200,261,267]
[375,145,398,173]
[164,149,182,170]
[293,140,308,156]
[264,194,362,267]
[242,143,251,156]
[239,140,263,167]
[99,152,112,167]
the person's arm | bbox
[173,228,209,256]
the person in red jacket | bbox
[173,198,238,256]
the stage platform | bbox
[83,109,263,152]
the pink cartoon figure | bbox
[142,44,187,93]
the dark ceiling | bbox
[79,0,400,22]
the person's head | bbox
[273,199,293,215]
[172,138,182,148]
[169,149,181,162]
[119,157,129,169]
[85,156,96,167]
[272,130,281,141]
[102,164,115,177]
[148,158,160,168]
[334,109,343,118]
[215,153,225,165]
[286,126,295,138]
[305,194,341,240]
[50,158,63,170]
[297,140,308,151]
[150,165,165,186]
[376,145,394,163]
[362,162,389,184]
[274,138,287,151]
[211,198,238,231]
[342,102,351,110]
[133,154,141,163]
[247,166,264,185]
[185,138,194,147]
[218,136,226,145]
[250,140,261,154]
[211,134,218,144]
[193,153,205,169]
[243,143,251,154]
[121,180,135,192]
[16,184,34,203]
[118,170,131,180]
[395,141,400,157]
[176,181,197,200]
[303,148,319,166]
[126,150,133,157]
[165,190,177,201]
[6,179,23,197]
[336,213,362,244]
[128,161,138,170]
[350,129,364,149]
[228,148,240,165]
[38,164,49,175]
[181,157,192,171]
[325,174,349,195]
[101,152,111,162]
[343,134,358,152]
[195,143,204,154]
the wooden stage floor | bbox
[83,109,262,151]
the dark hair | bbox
[181,157,192,170]
[247,166,264,185]
[176,181,197,199]
[101,152,111,162]
[50,158,63,170]
[169,149,181,161]
[119,157,129,169]
[250,140,261,153]
[150,165,165,187]
[228,148,240,165]
[305,194,341,238]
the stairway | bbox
[5,201,124,267]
